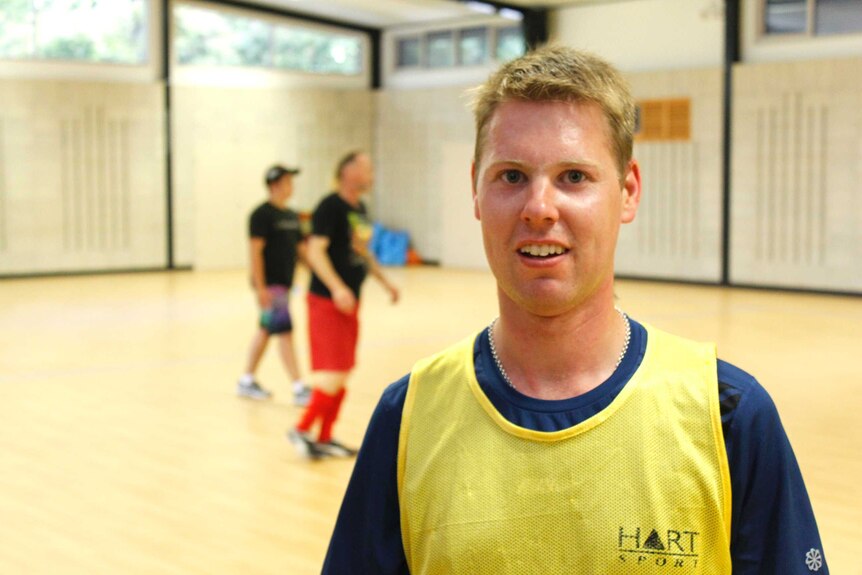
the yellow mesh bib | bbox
[398,324,732,575]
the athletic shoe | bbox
[293,385,312,407]
[318,438,358,458]
[236,380,272,400]
[288,429,327,460]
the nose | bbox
[520,177,558,226]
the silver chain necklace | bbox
[487,307,631,391]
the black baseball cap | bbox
[265,164,300,185]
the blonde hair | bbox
[471,45,636,177]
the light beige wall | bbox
[730,58,862,292]
[440,142,486,270]
[0,80,166,275]
[374,86,475,263]
[617,68,724,282]
[550,0,724,72]
[172,86,374,270]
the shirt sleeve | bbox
[321,376,410,575]
[311,197,336,239]
[719,360,829,574]
[249,207,268,239]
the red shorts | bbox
[307,292,359,371]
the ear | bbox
[471,161,481,221]
[620,159,642,224]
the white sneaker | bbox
[293,385,312,407]
[236,380,272,400]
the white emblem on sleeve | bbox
[805,548,823,571]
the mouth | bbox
[518,244,569,259]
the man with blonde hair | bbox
[323,46,827,574]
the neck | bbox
[492,290,626,400]
[338,186,361,206]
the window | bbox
[394,24,525,71]
[426,30,454,68]
[175,5,269,66]
[764,0,807,34]
[763,0,862,36]
[458,27,487,66]
[495,26,526,62]
[0,0,148,63]
[815,0,862,35]
[396,36,421,68]
[174,4,363,75]
[272,26,361,74]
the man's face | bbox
[472,99,640,317]
[270,174,294,207]
[341,153,374,194]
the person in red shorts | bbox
[289,151,399,459]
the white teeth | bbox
[520,244,566,257]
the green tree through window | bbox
[174,4,362,75]
[0,0,147,63]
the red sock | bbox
[297,388,336,433]
[318,388,347,443]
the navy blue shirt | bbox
[323,319,828,574]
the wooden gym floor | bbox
[0,266,859,574]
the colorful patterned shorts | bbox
[259,285,293,334]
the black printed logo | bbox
[618,526,700,569]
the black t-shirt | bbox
[249,202,302,287]
[309,192,371,299]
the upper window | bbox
[174,4,363,75]
[458,27,488,66]
[763,0,862,36]
[495,26,526,62]
[426,30,454,68]
[815,0,862,35]
[764,0,807,34]
[393,24,525,71]
[396,36,421,68]
[0,0,149,63]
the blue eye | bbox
[565,170,585,184]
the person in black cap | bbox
[236,164,310,405]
